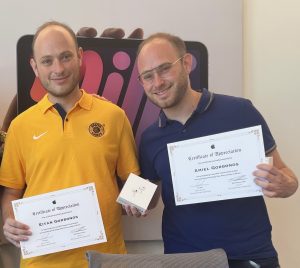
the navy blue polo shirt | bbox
[139,88,277,260]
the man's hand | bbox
[122,204,149,218]
[1,187,27,247]
[253,149,298,198]
[77,27,144,39]
[3,218,31,247]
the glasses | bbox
[138,55,185,86]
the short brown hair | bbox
[137,32,187,58]
[32,21,78,57]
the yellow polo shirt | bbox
[0,90,140,268]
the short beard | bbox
[147,72,189,110]
[42,72,80,99]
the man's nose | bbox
[152,71,165,87]
[52,59,64,73]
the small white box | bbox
[117,173,157,213]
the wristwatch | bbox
[0,130,6,144]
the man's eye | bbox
[142,72,154,81]
[41,59,52,66]
[61,54,72,62]
[158,64,172,74]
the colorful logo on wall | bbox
[17,36,208,146]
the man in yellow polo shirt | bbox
[0,21,140,268]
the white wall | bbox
[2,0,299,267]
[244,1,300,267]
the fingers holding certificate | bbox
[2,217,32,247]
[167,125,267,205]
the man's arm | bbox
[254,148,298,198]
[1,95,17,133]
[1,187,31,247]
[1,95,17,163]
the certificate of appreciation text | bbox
[12,183,107,259]
[167,126,266,205]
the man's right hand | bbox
[1,187,29,247]
[77,27,144,39]
[3,218,31,247]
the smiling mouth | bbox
[155,90,167,95]
[154,86,171,96]
[50,75,70,84]
[51,76,68,81]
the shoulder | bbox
[212,92,275,150]
[210,93,259,117]
[213,93,253,107]
[92,96,125,114]
[9,104,40,128]
[212,92,267,122]
[90,96,128,124]
[90,96,130,130]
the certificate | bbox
[12,183,107,259]
[167,125,266,205]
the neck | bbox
[163,88,201,125]
[48,88,82,113]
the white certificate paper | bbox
[167,126,266,205]
[12,183,107,259]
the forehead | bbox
[34,26,76,58]
[137,39,178,71]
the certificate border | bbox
[12,183,107,258]
[167,126,265,205]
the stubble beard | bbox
[147,72,189,110]
[42,70,80,99]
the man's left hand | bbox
[122,204,149,218]
[254,163,298,198]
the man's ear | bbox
[78,47,83,67]
[182,53,193,75]
[30,57,39,77]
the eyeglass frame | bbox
[137,55,186,86]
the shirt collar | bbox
[37,89,93,114]
[158,88,214,128]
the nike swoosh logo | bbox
[33,131,48,140]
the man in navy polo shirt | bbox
[136,33,298,268]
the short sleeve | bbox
[241,99,276,154]
[116,112,140,181]
[0,122,26,189]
